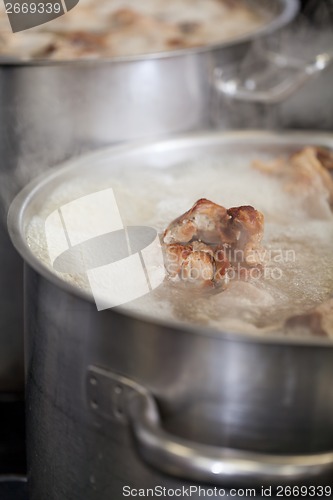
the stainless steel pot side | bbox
[0,0,299,394]
[8,131,333,498]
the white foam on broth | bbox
[26,150,333,337]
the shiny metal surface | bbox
[0,46,211,395]
[0,0,298,394]
[88,366,333,486]
[215,52,333,104]
[8,131,333,498]
[212,32,333,130]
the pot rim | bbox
[0,0,299,67]
[8,129,333,349]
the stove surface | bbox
[0,398,26,475]
[0,477,28,500]
[0,398,27,499]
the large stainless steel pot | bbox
[0,0,299,394]
[8,131,333,499]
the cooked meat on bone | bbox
[313,147,333,171]
[227,205,265,266]
[252,146,333,217]
[163,241,230,286]
[162,198,264,285]
[163,198,230,245]
[289,148,333,206]
[284,299,333,338]
[50,31,108,59]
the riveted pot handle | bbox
[215,52,332,105]
[87,366,333,486]
[127,390,333,486]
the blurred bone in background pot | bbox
[0,0,298,393]
[7,132,333,499]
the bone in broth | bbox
[26,147,333,338]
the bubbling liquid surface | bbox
[26,152,333,337]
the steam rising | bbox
[2,1,333,221]
[213,3,333,130]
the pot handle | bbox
[214,52,332,105]
[128,390,333,486]
[87,366,333,486]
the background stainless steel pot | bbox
[0,0,299,394]
[212,5,333,131]
[8,131,333,499]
